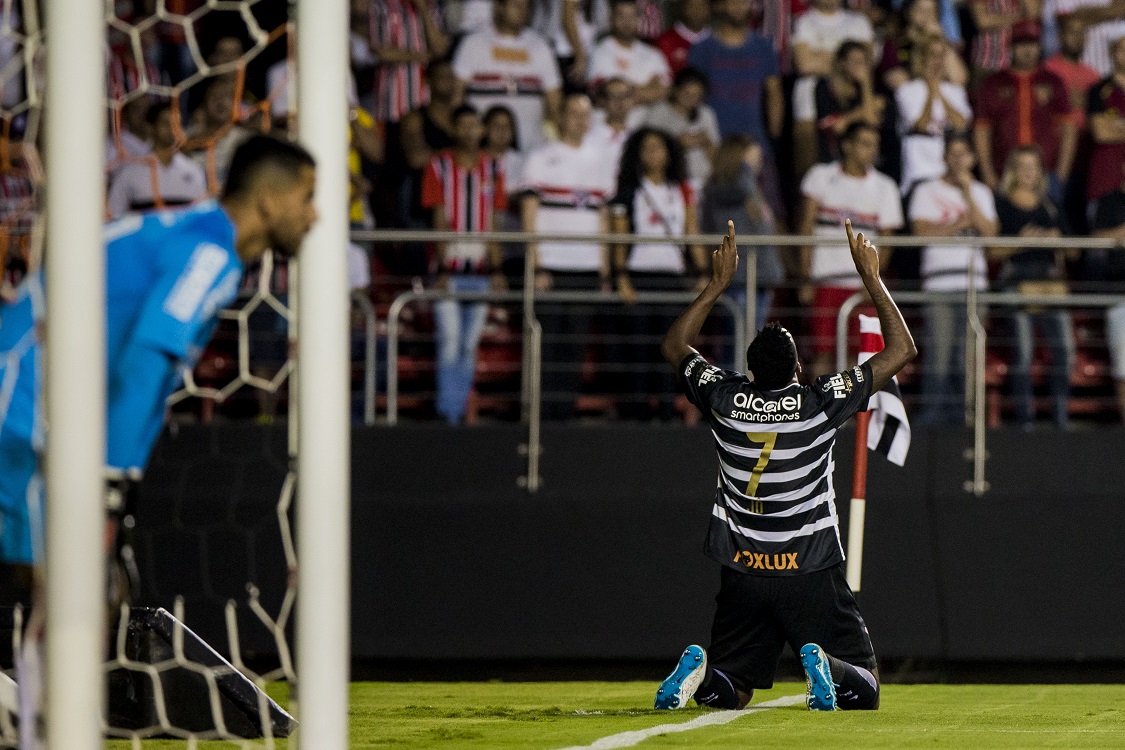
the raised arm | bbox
[661,221,737,367]
[845,219,917,392]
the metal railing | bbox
[365,227,1125,493]
[835,289,1125,497]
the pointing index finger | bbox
[844,218,855,247]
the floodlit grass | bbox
[104,682,1125,748]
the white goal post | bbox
[44,0,106,746]
[295,1,352,749]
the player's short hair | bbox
[746,322,799,390]
[222,135,316,199]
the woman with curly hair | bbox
[609,127,707,420]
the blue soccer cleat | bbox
[655,645,707,710]
[800,643,838,711]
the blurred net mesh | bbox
[0,0,304,746]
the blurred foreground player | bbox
[0,134,317,749]
[655,220,915,712]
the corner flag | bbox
[857,314,911,466]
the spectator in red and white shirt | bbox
[655,0,711,75]
[108,101,208,219]
[973,20,1076,200]
[420,104,507,425]
[369,0,450,124]
[454,0,563,152]
[969,0,1039,78]
[799,122,903,379]
[587,0,672,105]
[521,93,614,420]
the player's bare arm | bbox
[661,220,737,367]
[845,218,917,392]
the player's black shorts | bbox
[707,562,877,692]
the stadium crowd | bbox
[11,0,1125,427]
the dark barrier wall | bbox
[136,424,1125,663]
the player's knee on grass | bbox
[827,654,879,710]
[694,666,750,710]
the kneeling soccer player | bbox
[654,220,915,712]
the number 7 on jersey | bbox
[745,432,777,499]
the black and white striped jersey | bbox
[679,354,873,576]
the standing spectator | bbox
[399,58,458,227]
[106,95,154,178]
[587,0,672,105]
[610,128,707,420]
[688,0,783,142]
[908,135,999,425]
[483,106,527,279]
[521,93,614,420]
[1086,36,1125,209]
[879,0,969,91]
[1044,13,1101,129]
[586,77,641,187]
[895,33,972,195]
[369,0,450,125]
[1090,161,1125,422]
[108,102,208,219]
[791,0,875,182]
[655,0,711,75]
[799,122,903,380]
[184,76,254,186]
[814,41,886,164]
[993,146,1074,428]
[483,105,526,199]
[1053,0,1125,76]
[792,0,876,78]
[698,134,784,349]
[688,0,784,218]
[969,0,1040,79]
[973,20,1076,203]
[640,66,722,188]
[420,105,508,425]
[533,0,611,89]
[1045,12,1101,231]
[454,0,563,152]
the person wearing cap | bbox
[973,20,1077,203]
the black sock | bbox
[693,665,742,709]
[826,654,879,710]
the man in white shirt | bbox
[522,92,615,419]
[587,0,671,104]
[107,101,208,218]
[790,0,876,186]
[792,0,875,77]
[105,95,153,179]
[799,122,903,379]
[908,135,999,425]
[585,76,642,189]
[896,35,973,195]
[454,0,563,152]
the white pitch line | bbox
[557,694,806,750]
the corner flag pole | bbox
[846,410,871,591]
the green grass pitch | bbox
[104,681,1125,748]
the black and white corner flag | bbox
[857,314,911,466]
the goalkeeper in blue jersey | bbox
[0,134,317,748]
